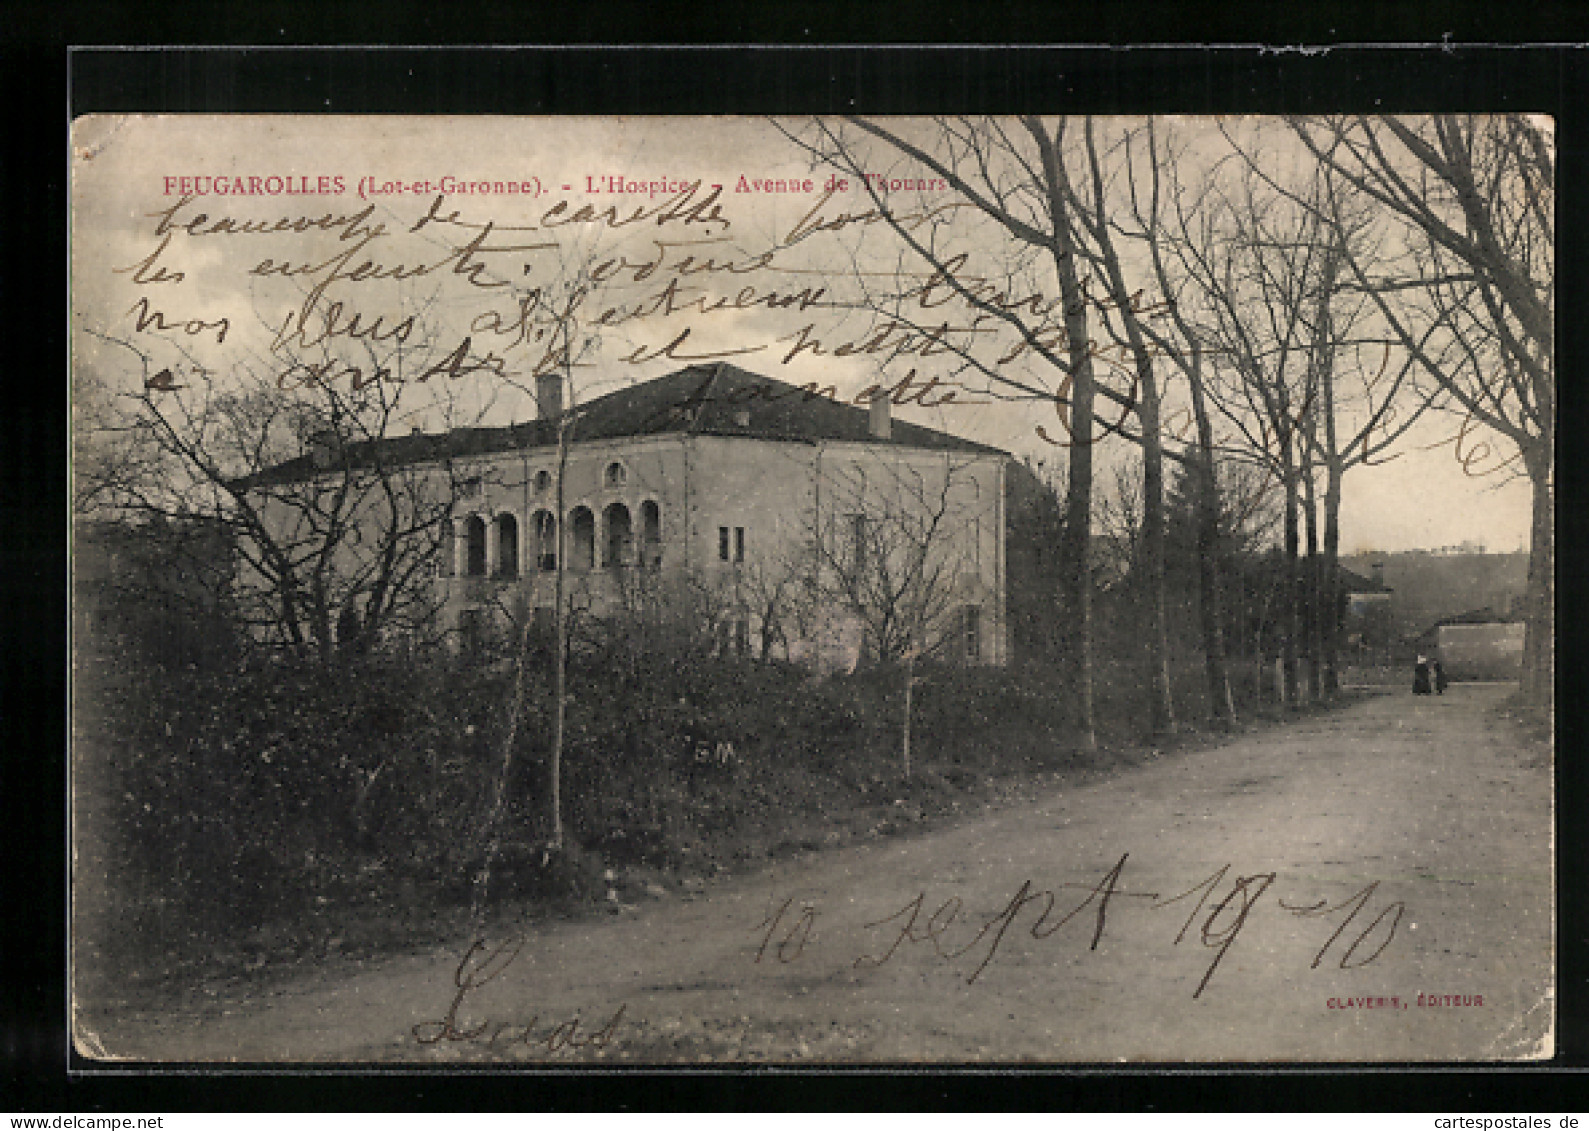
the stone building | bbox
[247,362,1011,666]
[244,360,1016,663]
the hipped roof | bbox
[247,363,1004,487]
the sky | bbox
[70,114,1538,554]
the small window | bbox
[533,510,557,571]
[719,526,730,562]
[534,469,553,493]
[604,502,633,569]
[640,500,662,567]
[495,513,519,579]
[605,461,627,489]
[734,526,746,564]
[569,507,596,571]
[464,515,488,577]
[460,475,483,499]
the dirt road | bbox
[80,685,1552,1063]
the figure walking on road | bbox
[1413,654,1433,695]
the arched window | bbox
[495,513,519,578]
[604,461,627,489]
[640,500,661,567]
[533,510,557,571]
[464,515,488,577]
[568,507,596,571]
[438,519,456,577]
[604,502,633,568]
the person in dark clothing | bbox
[1413,654,1432,695]
[1432,657,1448,695]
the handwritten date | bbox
[754,855,1404,1000]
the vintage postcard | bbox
[69,114,1553,1063]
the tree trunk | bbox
[1027,118,1097,752]
[1138,381,1176,735]
[312,597,335,666]
[902,651,914,779]
[550,396,572,850]
[1182,349,1234,724]
[1314,234,1344,700]
[1280,439,1301,707]
[1191,418,1235,724]
[1322,461,1343,698]
[1523,449,1554,707]
[1082,128,1175,737]
[1065,385,1097,750]
[471,608,537,924]
[1302,462,1322,704]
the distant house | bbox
[1341,561,1395,657]
[248,363,1011,667]
[1339,549,1527,646]
[1413,609,1525,681]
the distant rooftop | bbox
[1340,564,1393,594]
[247,363,1005,487]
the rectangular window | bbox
[719,526,730,562]
[734,526,746,563]
[962,606,982,663]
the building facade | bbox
[252,363,1011,667]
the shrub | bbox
[86,622,1266,954]
[81,650,512,933]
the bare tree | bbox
[1094,461,1144,592]
[473,267,602,885]
[1059,118,1179,734]
[81,303,472,665]
[1159,142,1334,706]
[1290,114,1554,704]
[1297,223,1437,696]
[1163,122,1443,704]
[813,456,980,664]
[782,116,1202,750]
[810,453,985,776]
[734,548,817,663]
[1123,119,1240,722]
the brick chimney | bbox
[536,373,563,419]
[869,389,892,440]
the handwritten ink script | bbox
[754,855,1405,1000]
[81,115,1529,499]
[411,937,627,1055]
[96,157,1193,448]
[408,854,1405,1056]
